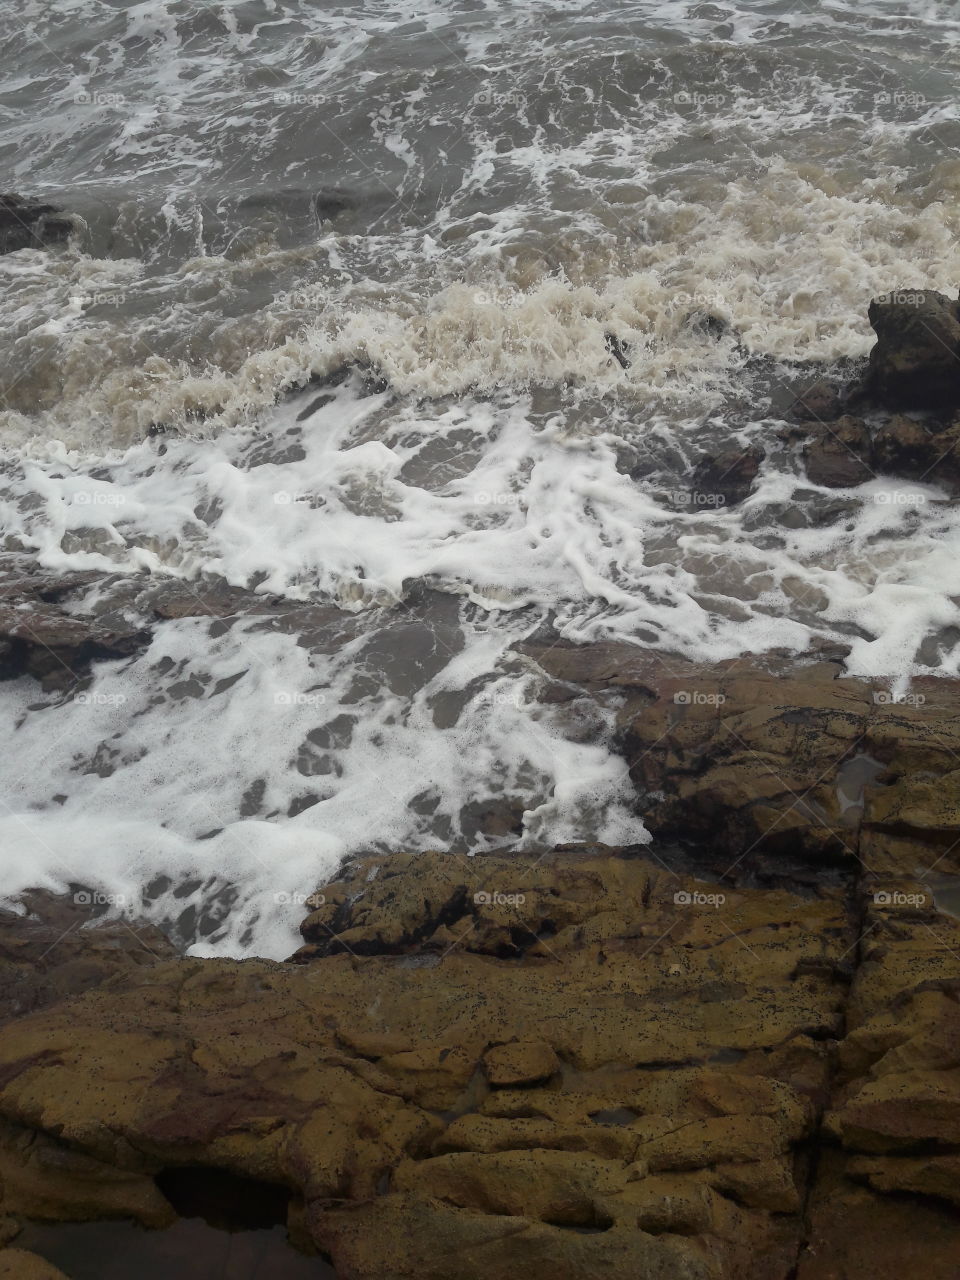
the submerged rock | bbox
[0,195,73,256]
[0,572,150,691]
[801,414,874,488]
[789,378,843,422]
[690,444,764,507]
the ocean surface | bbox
[1,0,959,956]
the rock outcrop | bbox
[0,568,150,691]
[524,640,960,881]
[0,846,850,1279]
[0,196,73,256]
[793,412,960,493]
[0,642,958,1276]
[785,286,960,489]
[866,288,960,410]
[0,896,176,1025]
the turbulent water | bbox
[2,0,959,956]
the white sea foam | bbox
[2,0,959,956]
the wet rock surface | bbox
[0,566,150,691]
[524,640,960,879]
[791,411,960,493]
[0,629,960,1278]
[0,845,847,1279]
[0,895,176,1026]
[799,415,875,488]
[788,378,844,423]
[0,195,73,256]
[866,288,960,410]
[0,1247,70,1279]
[0,845,954,1276]
[784,286,960,490]
[690,445,764,508]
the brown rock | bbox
[799,1151,960,1279]
[0,1248,71,1280]
[790,379,843,422]
[0,847,848,1278]
[690,445,765,508]
[0,565,151,691]
[873,414,960,491]
[802,415,874,487]
[0,639,958,1275]
[483,1039,560,1086]
[516,640,960,876]
[0,900,176,1026]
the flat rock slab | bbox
[522,641,960,879]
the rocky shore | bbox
[1,285,960,1276]
[0,639,958,1277]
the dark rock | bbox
[0,195,73,256]
[0,1248,70,1278]
[312,190,353,222]
[741,491,860,533]
[604,332,630,369]
[0,896,176,1026]
[802,415,874,487]
[872,414,960,491]
[789,379,842,422]
[0,602,149,690]
[866,288,960,409]
[691,445,764,507]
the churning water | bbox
[1,0,959,954]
